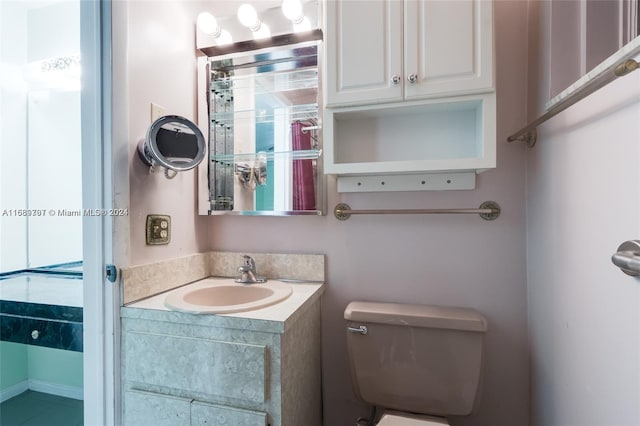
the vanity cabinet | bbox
[323,0,496,191]
[124,389,267,426]
[121,299,322,426]
[324,0,494,108]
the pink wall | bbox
[120,1,531,424]
[122,0,211,266]
[208,1,531,425]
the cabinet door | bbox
[123,389,191,426]
[125,331,268,404]
[404,0,494,100]
[324,0,403,107]
[191,401,267,426]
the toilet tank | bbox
[344,301,488,416]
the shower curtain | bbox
[291,121,316,210]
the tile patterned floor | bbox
[0,391,83,426]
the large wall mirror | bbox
[196,1,323,216]
[0,0,83,272]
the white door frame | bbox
[81,0,116,424]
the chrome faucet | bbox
[235,255,267,284]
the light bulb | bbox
[217,29,233,46]
[197,12,221,37]
[293,16,311,32]
[237,4,260,30]
[282,0,304,23]
[253,23,271,39]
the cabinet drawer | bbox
[191,401,267,426]
[124,389,190,426]
[0,313,82,352]
[126,331,267,403]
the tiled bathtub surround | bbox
[121,251,325,304]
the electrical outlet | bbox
[150,103,165,123]
[146,215,170,245]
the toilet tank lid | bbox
[344,301,488,332]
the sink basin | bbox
[164,279,292,314]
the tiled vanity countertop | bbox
[0,273,83,307]
[0,272,83,351]
[122,278,324,334]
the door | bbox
[526,56,640,425]
[526,4,640,423]
[404,0,494,100]
[324,0,402,107]
[81,0,115,424]
[0,1,113,424]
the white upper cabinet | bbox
[323,0,496,189]
[404,0,494,100]
[324,0,403,106]
[324,0,494,107]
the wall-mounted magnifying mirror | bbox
[137,115,206,177]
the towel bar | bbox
[508,55,639,147]
[334,201,500,221]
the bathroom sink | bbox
[164,279,293,314]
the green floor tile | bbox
[0,391,83,426]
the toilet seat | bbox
[377,411,449,426]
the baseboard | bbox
[1,379,83,403]
[0,380,29,403]
[28,379,83,400]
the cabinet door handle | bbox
[407,73,418,84]
[391,75,401,85]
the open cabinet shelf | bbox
[323,93,496,190]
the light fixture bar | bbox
[199,28,323,58]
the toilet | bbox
[344,301,488,425]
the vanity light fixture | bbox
[216,29,233,45]
[293,16,311,32]
[253,22,271,39]
[282,0,310,33]
[237,4,271,40]
[197,12,233,45]
[281,0,304,23]
[237,4,261,31]
[197,12,220,36]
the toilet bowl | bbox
[344,301,488,425]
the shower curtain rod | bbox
[334,201,501,221]
[507,53,639,148]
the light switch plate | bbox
[146,215,170,245]
[150,103,165,123]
